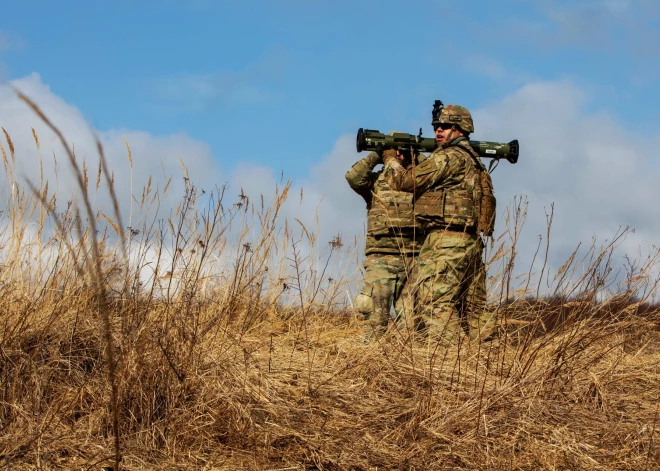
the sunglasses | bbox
[434,123,453,131]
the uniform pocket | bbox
[429,231,471,249]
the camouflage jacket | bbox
[346,152,424,255]
[383,138,487,232]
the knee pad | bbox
[354,293,373,315]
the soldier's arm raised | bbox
[383,150,452,194]
[345,151,381,195]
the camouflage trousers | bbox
[407,230,496,344]
[354,253,417,334]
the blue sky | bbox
[3,0,659,175]
[2,0,660,290]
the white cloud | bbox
[225,135,369,287]
[0,73,222,225]
[0,72,364,301]
[223,134,368,250]
[475,79,660,279]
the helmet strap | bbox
[442,126,458,148]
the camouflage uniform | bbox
[346,151,423,334]
[383,105,496,344]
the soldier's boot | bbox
[393,262,419,331]
[414,305,466,348]
[465,309,498,344]
[394,284,417,332]
[462,287,497,344]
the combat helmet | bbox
[431,102,474,134]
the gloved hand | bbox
[381,149,398,165]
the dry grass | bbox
[1,102,660,470]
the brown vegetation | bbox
[1,101,659,470]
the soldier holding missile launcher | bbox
[345,133,424,338]
[350,100,517,343]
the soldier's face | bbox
[435,124,464,144]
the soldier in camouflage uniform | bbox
[382,105,496,344]
[346,144,424,336]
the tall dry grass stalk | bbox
[0,99,659,470]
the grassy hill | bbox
[1,106,659,470]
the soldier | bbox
[382,105,496,344]
[346,141,425,338]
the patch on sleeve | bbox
[415,157,440,176]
